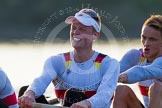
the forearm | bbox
[27,77,50,97]
[88,61,119,107]
[87,91,113,108]
[121,66,162,83]
[28,66,56,97]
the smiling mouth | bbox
[73,37,81,41]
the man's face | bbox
[70,21,97,49]
[141,26,162,62]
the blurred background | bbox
[0,0,162,42]
[0,0,162,101]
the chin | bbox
[72,45,80,49]
[143,53,149,58]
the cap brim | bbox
[65,15,93,26]
[65,14,100,32]
[65,16,78,24]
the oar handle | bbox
[32,103,69,108]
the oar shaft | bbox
[32,103,69,108]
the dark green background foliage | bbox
[0,0,162,42]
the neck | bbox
[73,49,94,63]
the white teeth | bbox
[74,37,80,41]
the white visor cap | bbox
[65,9,101,32]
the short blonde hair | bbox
[143,15,162,36]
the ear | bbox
[93,32,100,40]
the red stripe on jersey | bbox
[94,53,106,63]
[138,85,149,96]
[54,89,96,99]
[3,92,17,106]
[64,52,70,61]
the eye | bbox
[141,35,146,41]
[79,27,86,31]
[149,37,157,42]
[71,25,76,30]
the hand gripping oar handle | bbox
[32,103,69,108]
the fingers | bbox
[118,74,128,83]
[70,100,90,108]
[18,95,35,108]
[155,78,162,82]
[70,103,83,108]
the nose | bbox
[72,29,80,35]
[143,39,151,46]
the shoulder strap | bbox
[64,52,71,69]
[64,52,107,69]
[138,51,146,63]
[93,53,106,69]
